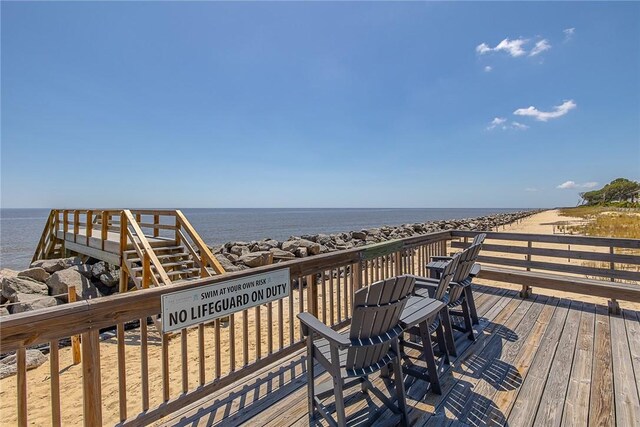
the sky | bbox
[1,2,639,209]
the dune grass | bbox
[559,206,640,239]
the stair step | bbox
[124,245,185,256]
[126,252,191,263]
[130,260,195,273]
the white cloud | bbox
[476,38,529,57]
[529,39,551,56]
[557,181,578,189]
[487,117,507,130]
[563,27,575,41]
[557,180,599,189]
[487,118,530,131]
[484,65,493,72]
[525,188,538,192]
[514,100,576,122]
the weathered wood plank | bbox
[487,297,560,425]
[623,309,640,407]
[533,302,583,427]
[561,304,596,427]
[588,305,615,427]
[506,299,571,427]
[610,308,640,426]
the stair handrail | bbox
[174,210,226,274]
[32,210,56,263]
[122,210,172,286]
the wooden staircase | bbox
[32,209,226,331]
[123,244,203,288]
[32,208,226,291]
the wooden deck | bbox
[155,284,640,427]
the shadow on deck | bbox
[156,285,640,427]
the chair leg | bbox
[434,320,450,366]
[419,321,442,395]
[439,307,457,357]
[461,299,475,341]
[392,341,410,427]
[333,375,347,426]
[306,337,315,423]
[464,285,479,325]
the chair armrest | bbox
[297,312,351,350]
[430,256,452,262]
[470,263,481,277]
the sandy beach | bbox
[0,209,637,426]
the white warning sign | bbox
[161,268,290,333]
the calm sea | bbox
[0,208,527,270]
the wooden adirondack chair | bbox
[400,253,461,393]
[430,233,486,326]
[420,243,483,346]
[298,275,416,426]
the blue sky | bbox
[1,2,638,208]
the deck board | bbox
[155,285,640,427]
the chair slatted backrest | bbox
[449,244,482,302]
[347,275,416,372]
[472,233,487,246]
[433,253,461,302]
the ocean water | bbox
[0,208,527,270]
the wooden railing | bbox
[2,231,450,427]
[450,230,640,282]
[8,230,639,426]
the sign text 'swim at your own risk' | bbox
[161,268,290,333]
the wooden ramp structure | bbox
[32,209,225,292]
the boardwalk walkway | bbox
[155,284,640,426]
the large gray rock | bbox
[281,239,300,252]
[238,251,271,268]
[269,248,296,261]
[282,239,320,255]
[0,349,48,379]
[230,245,250,257]
[46,268,101,301]
[352,231,367,240]
[11,293,59,313]
[99,271,119,287]
[0,269,19,304]
[91,261,109,278]
[30,257,82,273]
[214,254,243,272]
[17,267,50,283]
[1,276,49,300]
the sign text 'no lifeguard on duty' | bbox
[161,268,290,333]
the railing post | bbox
[153,214,160,238]
[17,346,27,427]
[143,253,151,289]
[119,212,129,294]
[521,240,533,298]
[101,211,108,251]
[86,210,92,247]
[73,211,79,243]
[62,210,69,255]
[81,330,102,426]
[175,216,181,245]
[307,274,318,317]
[68,286,81,364]
[353,261,362,290]
[395,252,402,275]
